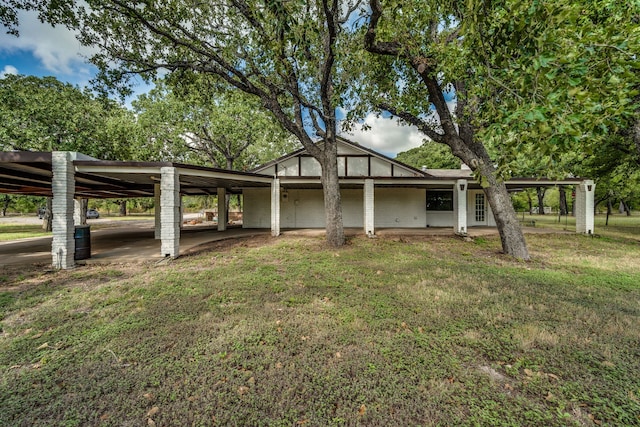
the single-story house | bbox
[243,138,594,235]
[0,140,595,269]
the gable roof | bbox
[251,136,431,178]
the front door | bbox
[472,192,487,226]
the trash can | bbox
[74,225,91,260]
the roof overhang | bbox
[0,152,272,199]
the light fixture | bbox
[587,184,592,191]
[459,183,466,191]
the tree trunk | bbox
[1,194,10,216]
[526,191,533,214]
[606,198,612,226]
[536,187,546,215]
[623,200,631,216]
[559,186,568,216]
[119,200,127,216]
[319,145,345,247]
[478,162,530,260]
[43,197,53,232]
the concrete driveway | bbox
[0,216,268,267]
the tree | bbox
[133,77,298,170]
[361,0,530,259]
[359,0,639,259]
[9,0,364,247]
[395,141,461,170]
[0,74,138,226]
[0,74,135,158]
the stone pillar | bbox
[217,188,227,231]
[154,183,161,239]
[363,179,375,236]
[271,178,280,237]
[160,167,180,258]
[453,179,468,234]
[575,180,596,235]
[51,152,75,269]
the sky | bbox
[0,10,428,158]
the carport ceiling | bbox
[0,152,271,199]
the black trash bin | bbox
[74,225,91,260]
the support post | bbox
[575,180,596,235]
[363,179,375,236]
[454,179,468,235]
[154,183,161,239]
[160,167,180,258]
[51,151,75,269]
[217,188,227,231]
[271,178,280,236]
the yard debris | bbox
[146,406,159,417]
[358,404,367,416]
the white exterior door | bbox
[468,191,488,226]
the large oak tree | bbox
[18,0,364,247]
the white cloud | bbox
[0,65,19,78]
[342,113,427,157]
[0,10,96,78]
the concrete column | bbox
[271,178,280,236]
[154,183,161,239]
[575,180,596,235]
[453,179,468,234]
[217,188,227,231]
[51,152,75,269]
[160,167,180,258]
[363,179,375,236]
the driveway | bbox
[0,216,268,267]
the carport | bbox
[0,151,278,269]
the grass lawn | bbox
[1,232,639,426]
[0,224,51,241]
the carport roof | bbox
[0,151,272,199]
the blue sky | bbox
[0,10,430,158]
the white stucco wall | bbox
[374,188,426,228]
[244,187,428,229]
[426,211,453,227]
[243,188,272,228]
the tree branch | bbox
[378,103,444,144]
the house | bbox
[242,138,593,235]
[0,142,595,269]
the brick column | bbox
[575,180,595,235]
[51,152,75,269]
[154,183,161,239]
[363,179,375,236]
[453,179,468,234]
[271,178,280,236]
[160,167,180,258]
[217,188,227,231]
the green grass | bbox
[1,233,639,426]
[520,212,640,240]
[0,223,51,241]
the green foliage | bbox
[395,140,461,169]
[132,77,298,169]
[0,74,137,160]
[465,0,640,169]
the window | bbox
[475,193,485,222]
[426,190,453,211]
